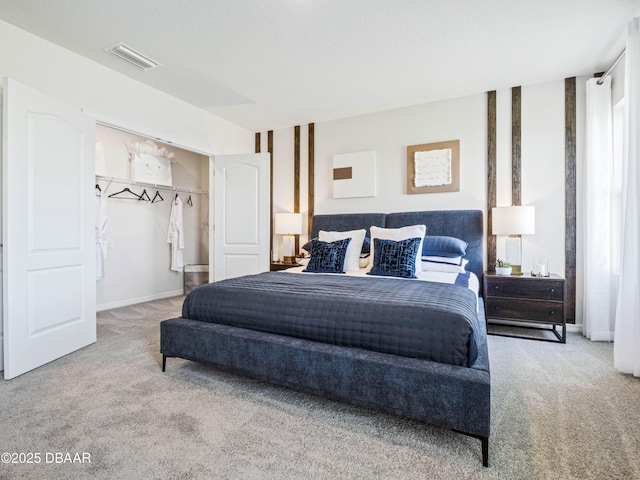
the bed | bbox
[160,210,490,466]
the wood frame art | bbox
[407,140,460,194]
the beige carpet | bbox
[1,297,639,480]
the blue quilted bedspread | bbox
[182,272,480,367]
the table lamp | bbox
[275,212,302,264]
[492,206,535,276]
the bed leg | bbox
[162,355,167,372]
[452,430,489,466]
[481,436,489,467]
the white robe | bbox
[95,192,114,280]
[167,195,185,272]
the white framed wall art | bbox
[332,150,377,199]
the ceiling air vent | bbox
[104,42,161,71]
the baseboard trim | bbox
[97,290,184,312]
[566,323,582,333]
[0,333,4,372]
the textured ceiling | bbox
[0,0,638,132]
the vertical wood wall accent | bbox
[487,91,497,270]
[255,132,260,153]
[268,130,274,258]
[294,125,301,254]
[308,123,315,235]
[511,86,522,206]
[564,77,577,324]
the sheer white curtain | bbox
[583,77,614,341]
[614,16,640,376]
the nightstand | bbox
[270,262,298,272]
[483,272,566,343]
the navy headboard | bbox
[310,213,386,240]
[385,210,484,283]
[309,210,484,286]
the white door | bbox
[0,93,3,372]
[213,153,270,281]
[2,78,96,379]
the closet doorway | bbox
[2,79,269,378]
[95,124,211,311]
[95,124,271,311]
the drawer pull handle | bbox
[494,286,500,290]
[495,306,500,311]
[550,288,555,293]
[550,310,555,315]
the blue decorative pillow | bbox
[303,238,352,274]
[422,235,468,258]
[368,237,421,279]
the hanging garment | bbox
[167,195,185,272]
[95,192,114,279]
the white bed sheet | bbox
[282,266,480,309]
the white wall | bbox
[314,94,487,216]
[267,94,488,257]
[0,20,254,314]
[95,125,209,310]
[520,81,566,276]
[272,128,295,259]
[262,128,311,260]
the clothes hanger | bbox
[138,189,152,201]
[95,184,102,196]
[151,190,164,203]
[108,187,142,200]
[174,193,179,204]
[187,194,193,207]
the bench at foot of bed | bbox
[160,317,491,467]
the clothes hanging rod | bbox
[95,175,207,195]
[597,49,626,85]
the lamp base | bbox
[282,235,295,264]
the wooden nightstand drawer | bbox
[485,298,564,324]
[485,277,564,301]
[483,272,566,342]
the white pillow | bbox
[318,229,366,272]
[422,258,469,273]
[369,225,426,276]
[421,255,463,265]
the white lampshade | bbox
[275,213,302,235]
[492,206,535,235]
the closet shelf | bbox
[95,175,208,195]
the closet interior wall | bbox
[96,124,209,311]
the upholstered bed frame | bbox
[161,210,490,466]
